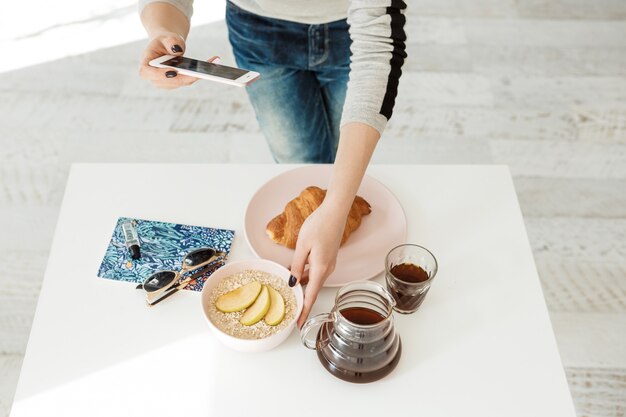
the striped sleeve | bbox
[138,0,194,19]
[340,0,408,135]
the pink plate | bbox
[243,165,407,287]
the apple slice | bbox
[240,285,271,326]
[216,281,262,313]
[264,285,286,326]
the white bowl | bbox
[201,259,304,352]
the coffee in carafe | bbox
[340,306,386,325]
[301,281,402,383]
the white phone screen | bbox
[162,56,249,80]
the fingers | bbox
[289,241,309,287]
[160,55,218,87]
[158,34,186,56]
[139,34,185,68]
[299,268,310,286]
[287,265,309,284]
[148,73,197,88]
[142,70,198,88]
[138,43,222,89]
[297,269,324,328]
[297,254,337,328]
[138,33,191,88]
[290,242,311,328]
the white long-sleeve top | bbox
[139,0,407,135]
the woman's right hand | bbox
[138,32,218,89]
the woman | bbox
[138,0,407,326]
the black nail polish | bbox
[171,44,183,53]
[165,71,177,78]
[289,275,297,287]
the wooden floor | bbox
[1,1,625,415]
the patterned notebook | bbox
[97,217,235,291]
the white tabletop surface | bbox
[10,164,576,417]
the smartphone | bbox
[149,55,260,87]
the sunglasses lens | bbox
[143,271,177,292]
[183,248,219,268]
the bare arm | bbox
[292,122,379,327]
[138,1,218,89]
[140,1,190,41]
[325,122,380,218]
[291,0,407,327]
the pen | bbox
[122,221,141,259]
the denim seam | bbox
[320,24,330,66]
[316,79,334,162]
[307,25,314,68]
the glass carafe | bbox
[300,281,402,383]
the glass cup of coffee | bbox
[385,244,438,314]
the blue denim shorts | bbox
[226,1,351,163]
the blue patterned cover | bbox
[97,217,235,291]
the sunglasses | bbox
[136,247,226,306]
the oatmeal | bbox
[207,269,297,339]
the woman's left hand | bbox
[290,202,347,328]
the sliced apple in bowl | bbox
[265,285,286,326]
[240,285,271,326]
[215,281,262,313]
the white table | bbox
[10,164,576,417]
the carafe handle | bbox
[300,312,336,350]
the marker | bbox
[121,221,141,259]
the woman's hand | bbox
[290,202,348,328]
[138,32,219,89]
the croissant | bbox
[266,186,371,249]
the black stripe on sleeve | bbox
[379,0,407,120]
